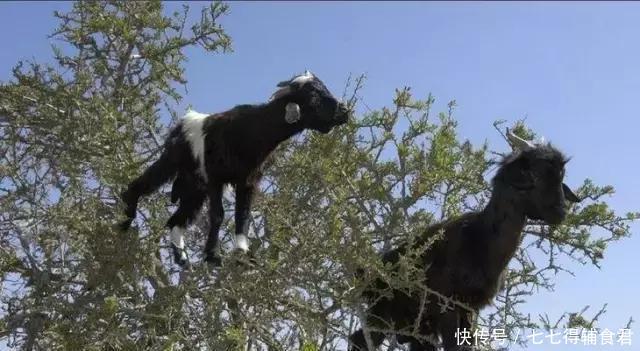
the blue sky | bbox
[1,1,638,349]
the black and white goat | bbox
[350,131,581,351]
[119,71,350,267]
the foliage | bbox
[0,1,636,350]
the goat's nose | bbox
[335,103,350,123]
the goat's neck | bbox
[482,187,527,272]
[256,100,305,150]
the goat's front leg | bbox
[233,181,255,254]
[204,182,225,267]
[348,329,385,351]
[440,310,474,351]
[409,339,437,351]
[408,334,438,351]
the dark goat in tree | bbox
[119,71,350,267]
[350,131,582,351]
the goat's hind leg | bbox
[170,172,186,204]
[408,337,438,351]
[166,172,206,266]
[349,329,385,351]
[397,334,438,351]
[203,181,225,267]
[440,310,474,351]
[403,318,439,351]
[119,148,178,230]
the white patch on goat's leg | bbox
[222,184,234,202]
[182,110,209,181]
[234,234,249,252]
[170,226,188,262]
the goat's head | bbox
[494,129,581,224]
[270,70,351,133]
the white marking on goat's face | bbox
[182,110,209,180]
[284,102,301,124]
[269,71,348,133]
[170,226,187,261]
[234,234,250,252]
[269,71,316,101]
[270,86,291,101]
[290,71,315,85]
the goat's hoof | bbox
[232,249,257,269]
[177,259,191,270]
[117,218,133,231]
[233,251,256,267]
[204,253,223,268]
[171,244,189,267]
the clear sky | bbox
[1,1,638,350]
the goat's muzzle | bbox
[546,204,567,225]
[334,103,350,125]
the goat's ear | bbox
[562,183,581,203]
[284,102,301,124]
[277,79,291,88]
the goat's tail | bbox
[118,146,179,231]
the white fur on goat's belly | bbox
[182,110,209,181]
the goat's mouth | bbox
[334,113,349,125]
[545,206,567,225]
[333,103,350,125]
[317,123,334,134]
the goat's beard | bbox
[317,124,334,134]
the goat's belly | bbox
[205,155,246,182]
[204,147,264,184]
[431,270,499,310]
[459,290,496,310]
[208,167,238,183]
[455,278,501,309]
[381,291,422,328]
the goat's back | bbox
[362,211,504,310]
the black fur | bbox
[350,144,581,351]
[119,72,350,267]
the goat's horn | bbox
[506,128,535,150]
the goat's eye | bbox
[547,167,564,180]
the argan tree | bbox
[249,85,636,350]
[1,1,636,351]
[1,1,233,349]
